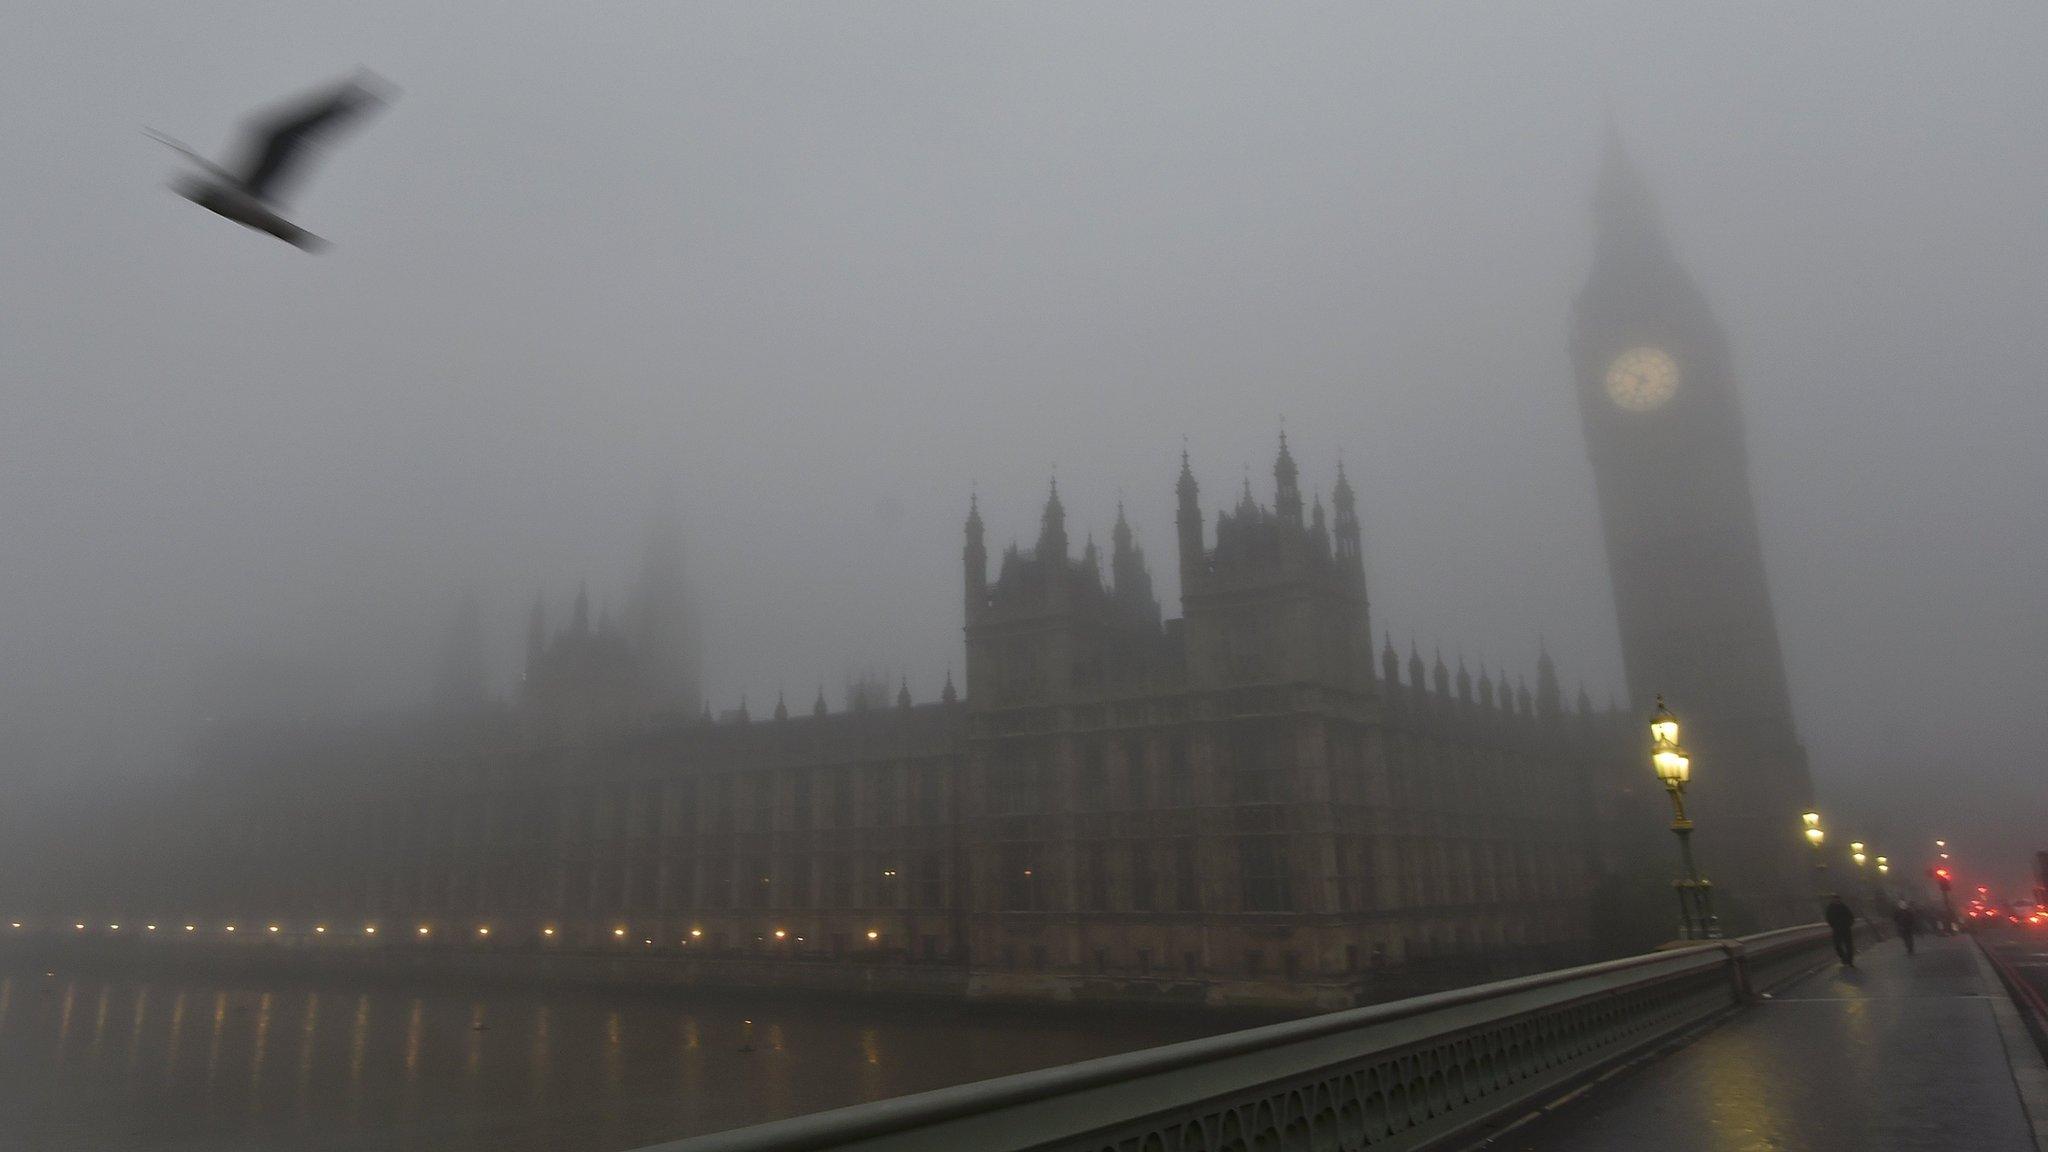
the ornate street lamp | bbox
[1651,696,1718,940]
[1802,811,1827,898]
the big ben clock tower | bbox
[1571,127,1814,921]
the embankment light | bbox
[417,925,429,936]
[477,926,490,937]
[613,927,626,938]
[542,926,556,937]
[8,922,19,930]
[314,925,326,933]
[146,924,157,931]
[74,923,85,931]
[365,925,378,935]
[184,925,195,932]
[866,930,879,940]
[108,924,120,931]
[689,928,702,938]
[225,925,236,932]
[774,929,786,939]
[268,925,280,933]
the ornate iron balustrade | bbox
[639,926,1837,1152]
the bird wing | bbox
[229,76,387,203]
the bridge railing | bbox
[639,925,1839,1152]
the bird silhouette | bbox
[149,72,392,250]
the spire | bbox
[1037,477,1067,562]
[1407,641,1426,693]
[1583,117,1685,310]
[1176,446,1205,586]
[1274,431,1302,525]
[964,491,988,609]
[735,695,751,724]
[896,677,912,710]
[1477,666,1496,710]
[1432,647,1450,696]
[1237,471,1257,517]
[1515,675,1533,717]
[941,668,958,705]
[773,690,789,722]
[1080,532,1101,584]
[1456,655,1473,703]
[813,685,828,717]
[1381,633,1400,689]
[1111,500,1133,555]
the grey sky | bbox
[3,4,2044,881]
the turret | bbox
[1407,641,1426,695]
[1456,656,1473,704]
[772,691,789,722]
[896,677,912,710]
[1477,666,1496,710]
[1381,635,1400,689]
[813,685,828,717]
[941,668,958,706]
[1432,648,1451,697]
[1037,478,1068,563]
[1331,460,1363,574]
[1274,431,1302,526]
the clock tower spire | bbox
[1571,125,1813,922]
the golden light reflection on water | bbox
[204,991,227,1094]
[55,981,77,1068]
[404,998,424,1081]
[859,1026,885,1098]
[89,985,111,1054]
[126,987,150,1075]
[348,993,370,1091]
[297,992,321,1106]
[604,1009,623,1093]
[249,991,274,1100]
[530,1004,551,1100]
[467,1003,485,1078]
[164,989,188,1080]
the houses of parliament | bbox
[31,134,1816,1007]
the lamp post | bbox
[1802,812,1826,897]
[1875,856,1890,902]
[1651,696,1718,940]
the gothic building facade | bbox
[61,441,1640,1008]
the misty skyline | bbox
[4,4,2044,877]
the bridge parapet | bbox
[641,926,1842,1152]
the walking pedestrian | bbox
[1825,894,1856,966]
[1893,900,1917,956]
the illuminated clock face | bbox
[1604,346,1679,411]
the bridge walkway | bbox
[1492,933,2048,1152]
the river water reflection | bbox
[0,961,1237,1151]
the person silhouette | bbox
[1824,894,1856,966]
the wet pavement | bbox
[1498,934,2045,1151]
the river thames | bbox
[0,961,1240,1151]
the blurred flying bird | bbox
[147,72,392,251]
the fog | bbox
[3,4,2044,879]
